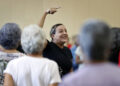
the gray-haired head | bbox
[21,24,46,54]
[79,19,112,61]
[0,23,21,49]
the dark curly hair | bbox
[109,27,120,64]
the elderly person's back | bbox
[4,25,61,86]
[59,20,120,86]
[0,23,23,85]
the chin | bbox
[59,41,66,45]
[59,39,67,44]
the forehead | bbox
[56,25,67,31]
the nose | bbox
[63,31,68,38]
[63,31,67,34]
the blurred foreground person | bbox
[59,19,120,86]
[4,25,61,86]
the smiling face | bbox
[52,25,68,45]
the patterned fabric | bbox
[0,51,23,85]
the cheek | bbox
[52,34,60,40]
[54,33,61,38]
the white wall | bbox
[0,0,43,29]
[1,0,120,39]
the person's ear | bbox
[51,34,55,39]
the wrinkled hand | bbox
[46,7,61,14]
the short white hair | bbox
[21,24,46,54]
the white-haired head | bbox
[21,24,46,54]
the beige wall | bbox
[0,0,120,39]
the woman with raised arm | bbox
[39,8,73,77]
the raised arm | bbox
[38,7,60,28]
[38,11,48,28]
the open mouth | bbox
[62,36,68,39]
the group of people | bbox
[0,7,120,86]
[0,8,72,86]
[71,27,120,71]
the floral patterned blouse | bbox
[0,51,24,85]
